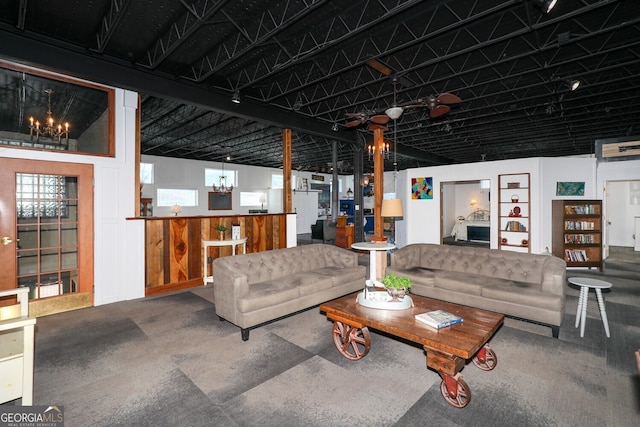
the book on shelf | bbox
[415,310,463,329]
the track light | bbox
[332,123,338,131]
[532,0,557,14]
[231,90,241,104]
[569,79,580,91]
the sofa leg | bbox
[218,316,225,322]
[241,328,250,341]
[551,326,560,338]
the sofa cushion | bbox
[482,282,563,311]
[435,271,483,295]
[237,281,301,313]
[314,266,365,287]
[386,266,436,287]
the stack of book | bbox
[415,310,463,329]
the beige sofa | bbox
[387,244,567,337]
[213,244,366,340]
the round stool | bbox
[568,277,612,338]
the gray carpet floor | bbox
[8,247,640,426]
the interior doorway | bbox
[0,158,94,316]
[441,179,491,247]
[604,179,640,260]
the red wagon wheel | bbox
[440,374,471,408]
[472,344,497,371]
[332,321,371,360]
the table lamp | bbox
[381,199,404,243]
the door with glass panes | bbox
[0,158,93,316]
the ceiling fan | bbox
[402,92,462,119]
[344,111,389,130]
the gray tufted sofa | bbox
[386,244,567,337]
[213,244,365,340]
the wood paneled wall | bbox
[144,214,287,295]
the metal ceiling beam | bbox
[91,0,132,53]
[0,27,360,147]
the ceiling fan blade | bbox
[436,93,462,105]
[345,112,366,118]
[430,105,451,118]
[367,123,388,131]
[366,59,392,76]
[345,120,363,128]
[370,115,390,125]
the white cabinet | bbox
[0,288,36,405]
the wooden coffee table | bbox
[320,292,504,408]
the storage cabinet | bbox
[335,224,354,249]
[552,199,603,271]
[498,173,531,253]
[0,288,36,405]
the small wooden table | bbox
[320,292,504,408]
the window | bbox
[240,192,265,207]
[205,168,236,188]
[271,174,283,189]
[140,163,154,184]
[156,189,198,207]
[16,174,71,219]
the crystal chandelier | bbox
[29,89,70,143]
[212,155,234,193]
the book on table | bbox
[415,310,464,329]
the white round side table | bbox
[351,242,395,282]
[568,277,612,338]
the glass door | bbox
[0,158,93,315]
[16,174,80,299]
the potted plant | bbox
[382,273,412,302]
[214,224,228,240]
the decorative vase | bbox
[386,287,407,302]
[511,194,519,203]
[219,231,224,240]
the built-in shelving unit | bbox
[552,199,603,271]
[498,173,531,253]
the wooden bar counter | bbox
[139,214,288,295]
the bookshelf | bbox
[498,173,530,253]
[552,200,603,271]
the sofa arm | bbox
[213,262,250,322]
[541,256,567,297]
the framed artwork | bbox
[208,192,232,210]
[412,177,433,199]
[556,182,585,196]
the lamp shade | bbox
[381,198,404,217]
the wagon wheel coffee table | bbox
[320,292,504,408]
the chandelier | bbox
[29,89,70,143]
[367,140,390,161]
[212,155,234,193]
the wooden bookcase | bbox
[498,173,531,253]
[552,199,603,271]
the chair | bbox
[311,220,324,242]
[323,219,336,243]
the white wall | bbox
[395,157,599,254]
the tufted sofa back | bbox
[392,244,561,285]
[215,244,357,285]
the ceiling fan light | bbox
[385,106,404,120]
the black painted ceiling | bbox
[0,0,638,174]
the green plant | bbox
[214,224,228,232]
[382,273,412,290]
